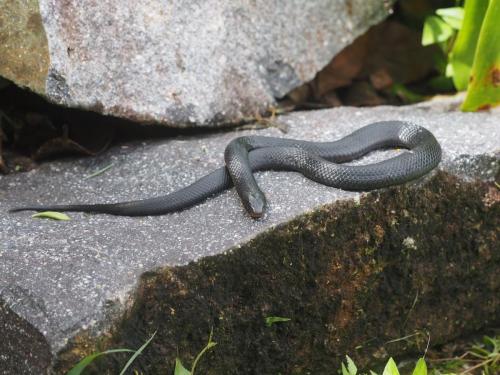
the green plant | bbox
[340,356,427,375]
[460,0,500,111]
[66,331,156,375]
[422,5,464,85]
[339,334,500,375]
[174,330,217,375]
[422,0,500,111]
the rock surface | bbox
[1,98,499,373]
[0,0,393,127]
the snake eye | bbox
[246,192,266,218]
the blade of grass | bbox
[84,163,114,180]
[119,331,157,375]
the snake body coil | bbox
[10,121,442,218]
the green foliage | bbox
[341,355,357,375]
[461,0,500,111]
[339,335,499,375]
[412,358,427,375]
[430,335,500,375]
[449,0,489,90]
[435,7,464,30]
[66,327,498,375]
[32,211,71,221]
[264,316,291,327]
[421,15,454,46]
[461,335,499,374]
[66,331,155,375]
[382,358,400,375]
[339,355,427,375]
[67,349,135,375]
[422,0,500,111]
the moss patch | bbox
[55,171,500,374]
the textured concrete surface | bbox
[1,0,393,126]
[0,100,499,370]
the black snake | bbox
[10,121,442,218]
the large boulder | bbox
[0,0,393,127]
[1,97,499,374]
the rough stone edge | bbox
[0,300,52,374]
[44,170,500,374]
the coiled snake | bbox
[10,121,442,218]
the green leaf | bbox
[67,349,135,375]
[174,358,191,375]
[32,211,71,221]
[382,358,400,375]
[445,62,454,77]
[422,15,454,46]
[119,331,156,375]
[412,358,427,375]
[436,7,464,29]
[462,0,500,111]
[370,371,379,375]
[342,363,350,375]
[450,0,490,90]
[346,355,357,375]
[265,316,291,327]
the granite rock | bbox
[0,98,498,373]
[0,0,393,127]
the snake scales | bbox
[10,121,442,218]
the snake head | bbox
[245,191,266,219]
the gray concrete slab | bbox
[0,99,498,357]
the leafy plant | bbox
[422,6,464,82]
[448,1,489,90]
[461,0,500,111]
[422,0,500,110]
